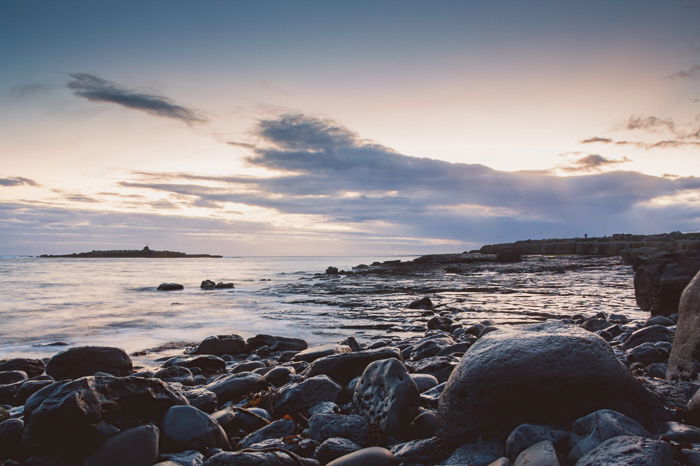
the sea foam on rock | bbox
[437,322,666,443]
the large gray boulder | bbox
[351,358,420,442]
[45,346,132,380]
[634,251,700,316]
[667,270,700,381]
[575,435,673,466]
[437,322,665,443]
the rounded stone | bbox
[206,372,266,403]
[264,366,295,386]
[327,446,397,466]
[315,437,362,464]
[161,405,229,451]
[192,335,247,356]
[513,440,558,466]
[45,346,132,380]
[84,424,159,466]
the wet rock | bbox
[306,347,401,385]
[0,359,44,377]
[427,316,453,331]
[201,279,216,289]
[437,322,665,443]
[439,440,504,465]
[505,424,568,460]
[154,366,194,385]
[192,335,247,356]
[315,437,362,464]
[436,343,470,357]
[237,418,295,450]
[634,251,700,316]
[247,334,308,352]
[513,440,558,466]
[351,358,419,442]
[84,424,159,466]
[567,409,649,463]
[232,361,266,373]
[161,405,229,451]
[13,378,54,405]
[206,372,266,403]
[658,420,700,442]
[217,407,270,436]
[23,375,187,461]
[308,414,369,446]
[158,283,184,291]
[622,325,673,351]
[293,344,352,363]
[327,446,396,466]
[390,437,439,464]
[645,315,675,326]
[326,266,339,275]
[339,336,361,352]
[410,337,454,360]
[407,297,434,310]
[274,375,341,416]
[309,401,339,416]
[627,342,671,364]
[405,356,456,383]
[0,418,24,460]
[164,355,226,373]
[411,373,439,392]
[576,435,673,466]
[264,366,295,386]
[182,387,217,413]
[45,346,132,380]
[581,317,610,332]
[0,371,27,385]
[159,450,205,466]
[668,270,700,380]
[419,382,446,408]
[488,459,511,466]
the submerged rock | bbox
[437,322,665,443]
[45,346,132,380]
[157,283,184,291]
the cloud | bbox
[627,115,676,133]
[67,73,205,124]
[117,113,700,244]
[670,64,700,80]
[560,154,632,173]
[0,176,39,187]
[580,137,613,144]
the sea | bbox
[0,255,646,365]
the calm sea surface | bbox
[0,255,645,363]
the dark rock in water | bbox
[153,366,194,385]
[161,405,229,451]
[505,424,568,460]
[0,359,45,377]
[0,418,24,460]
[23,375,187,461]
[427,316,453,331]
[205,450,319,465]
[437,322,666,443]
[201,279,216,289]
[306,347,402,385]
[339,336,361,352]
[247,334,308,352]
[407,297,434,310]
[294,344,352,363]
[390,437,441,464]
[634,250,700,316]
[576,435,673,466]
[206,372,266,403]
[627,342,670,364]
[274,375,341,416]
[405,356,456,383]
[308,414,370,446]
[45,346,132,380]
[567,409,649,463]
[668,271,700,381]
[351,358,420,442]
[622,325,672,351]
[326,266,339,275]
[192,335,247,355]
[84,424,159,466]
[237,418,295,450]
[157,283,184,291]
[0,371,27,385]
[315,437,362,464]
[513,440,558,466]
[326,447,396,466]
[264,366,295,386]
[659,420,700,442]
[164,354,226,373]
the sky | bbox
[1,0,699,256]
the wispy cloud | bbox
[560,154,631,173]
[670,64,700,80]
[67,73,205,124]
[0,176,39,187]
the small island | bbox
[39,246,222,258]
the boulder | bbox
[621,325,673,351]
[306,347,402,385]
[159,450,205,466]
[153,366,194,385]
[161,405,229,451]
[0,359,44,377]
[247,334,308,352]
[274,375,341,416]
[264,366,295,386]
[634,251,700,316]
[0,370,28,385]
[567,409,649,463]
[658,420,700,442]
[427,316,453,331]
[0,418,24,460]
[505,424,568,460]
[192,335,247,355]
[667,270,700,381]
[157,283,184,291]
[201,279,216,289]
[327,447,397,466]
[45,346,132,380]
[23,375,187,461]
[315,438,362,464]
[437,322,665,443]
[206,372,266,403]
[576,435,673,466]
[407,297,434,310]
[84,424,159,466]
[390,437,442,464]
[513,441,559,466]
[627,342,671,364]
[307,414,370,446]
[411,373,439,392]
[164,355,226,373]
[237,418,295,450]
[293,344,352,362]
[351,358,420,442]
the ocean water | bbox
[0,255,645,364]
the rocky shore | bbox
[40,246,222,259]
[1,269,700,465]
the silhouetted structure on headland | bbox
[40,246,222,258]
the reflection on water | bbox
[0,255,643,362]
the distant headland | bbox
[39,246,222,258]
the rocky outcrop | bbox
[667,270,700,381]
[633,250,700,316]
[437,322,665,442]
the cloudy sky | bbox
[1,0,699,255]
